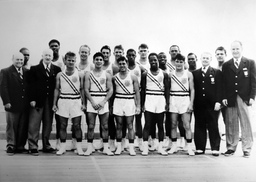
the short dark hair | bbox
[148,52,158,60]
[49,39,60,46]
[19,47,29,52]
[117,56,127,63]
[170,45,180,51]
[175,53,185,61]
[64,51,76,60]
[187,52,197,59]
[100,45,111,52]
[93,52,104,60]
[138,43,148,49]
[215,46,227,55]
[126,49,136,55]
[114,45,124,51]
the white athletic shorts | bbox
[87,96,109,115]
[113,98,135,116]
[169,95,190,114]
[145,94,166,113]
[56,98,83,118]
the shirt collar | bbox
[202,65,209,72]
[43,62,51,69]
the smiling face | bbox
[149,55,159,70]
[231,41,243,59]
[79,46,90,61]
[201,52,212,67]
[12,53,24,68]
[42,49,53,65]
[118,59,128,72]
[49,42,60,55]
[158,53,167,67]
[114,49,124,60]
[93,56,104,68]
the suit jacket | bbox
[222,57,256,107]
[28,62,61,108]
[193,66,222,109]
[0,65,29,112]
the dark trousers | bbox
[28,98,54,150]
[108,114,116,140]
[143,111,164,142]
[6,111,28,149]
[194,108,220,151]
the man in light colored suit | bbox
[222,41,256,158]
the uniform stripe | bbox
[166,62,175,71]
[90,73,104,92]
[171,74,188,92]
[115,76,131,94]
[147,72,163,90]
[61,73,80,94]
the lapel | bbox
[39,62,48,77]
[229,58,237,73]
[237,57,247,73]
[11,65,23,82]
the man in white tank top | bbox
[127,49,146,152]
[168,53,195,156]
[52,52,85,156]
[84,52,114,156]
[112,56,141,156]
[141,53,169,156]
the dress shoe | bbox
[6,146,14,156]
[195,150,205,155]
[212,150,219,157]
[30,149,39,156]
[43,148,56,153]
[243,151,250,158]
[223,150,235,156]
[16,148,29,154]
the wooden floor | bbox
[0,139,256,182]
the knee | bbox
[171,122,178,129]
[88,123,95,130]
[127,123,133,131]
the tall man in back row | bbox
[222,41,256,158]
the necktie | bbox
[235,60,239,69]
[202,67,206,77]
[46,65,50,77]
[18,68,23,79]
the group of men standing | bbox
[0,40,255,158]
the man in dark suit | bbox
[222,41,256,158]
[193,52,222,156]
[28,49,61,155]
[0,53,29,155]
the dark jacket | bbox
[28,62,61,108]
[0,65,29,112]
[193,66,222,109]
[222,57,256,107]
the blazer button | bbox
[235,90,238,92]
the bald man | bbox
[27,49,61,155]
[0,53,30,155]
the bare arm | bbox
[84,71,97,109]
[52,72,61,112]
[132,74,141,115]
[98,72,113,109]
[188,71,194,112]
[79,73,86,111]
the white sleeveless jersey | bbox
[59,69,81,99]
[146,69,165,95]
[89,70,107,97]
[166,61,175,73]
[136,60,150,71]
[114,72,134,99]
[103,63,114,76]
[129,64,141,85]
[170,70,189,96]
[76,62,93,75]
